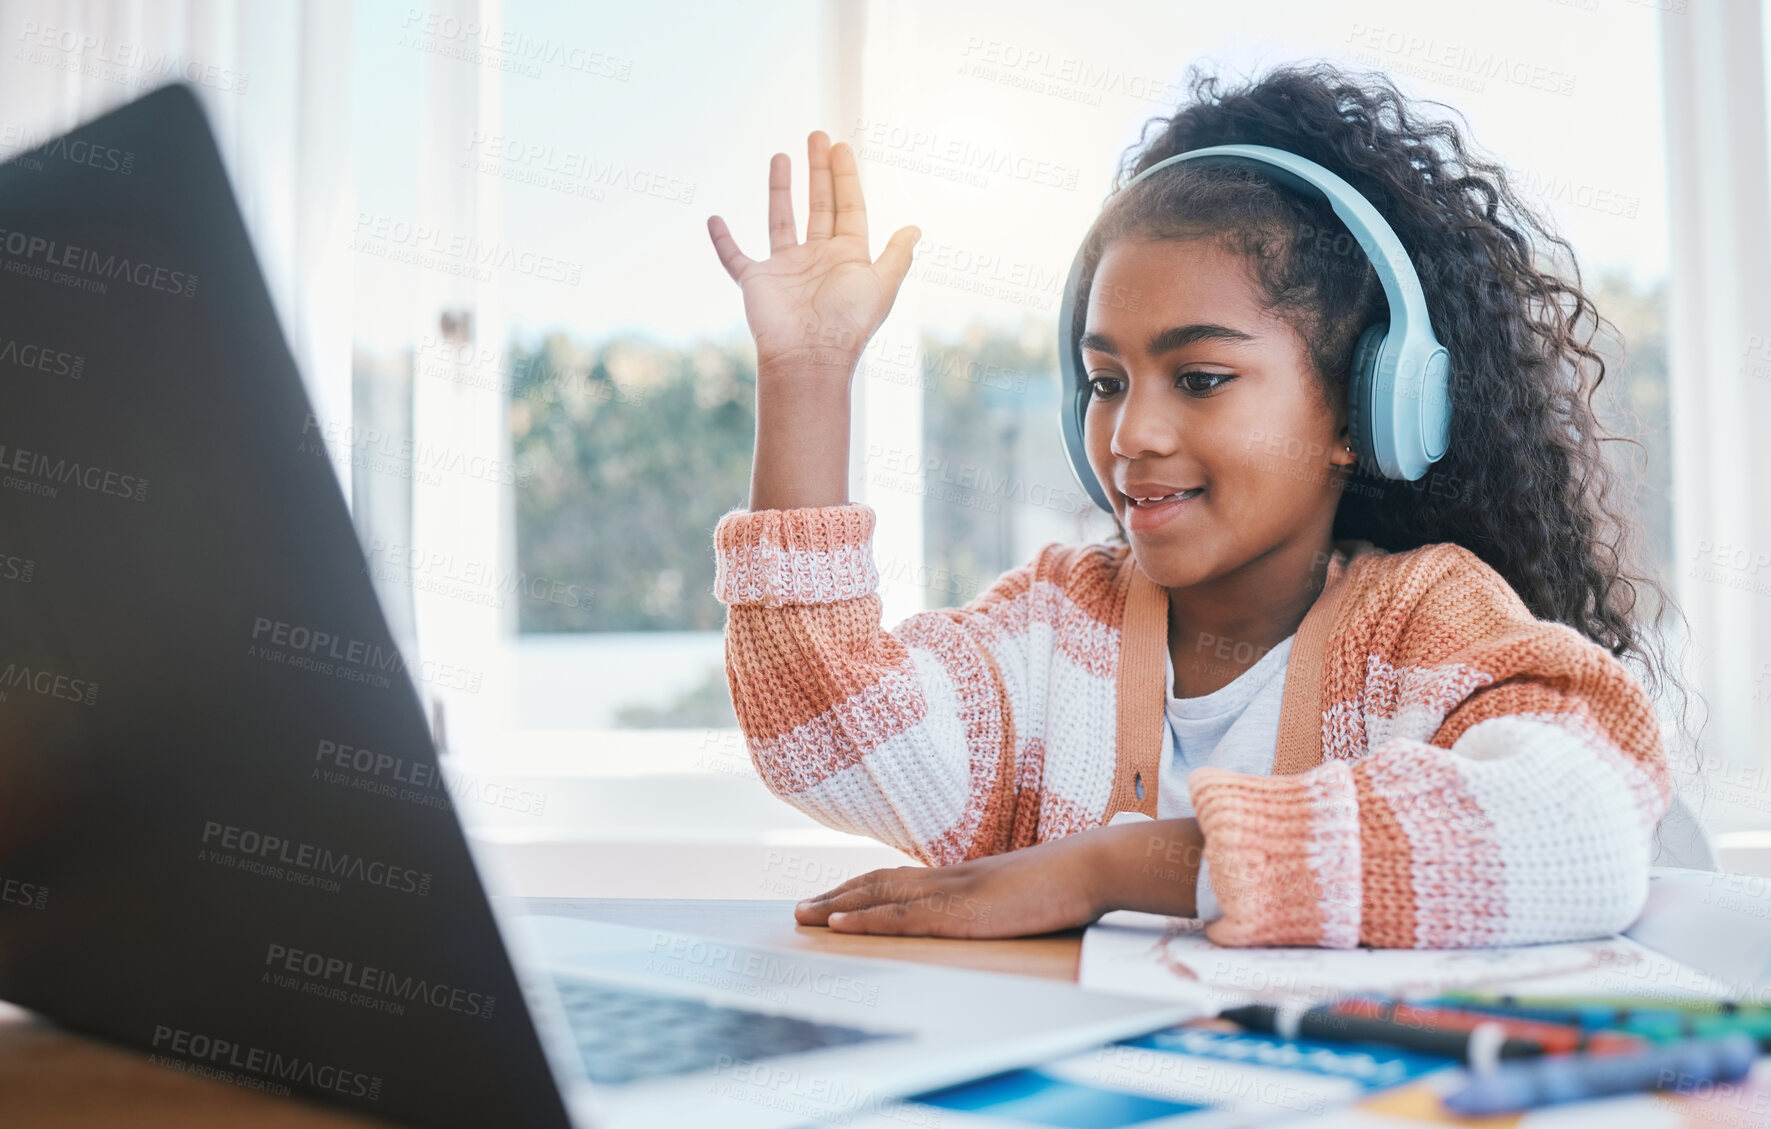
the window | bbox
[339,1,1729,891]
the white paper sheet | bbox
[1078,909,1738,1011]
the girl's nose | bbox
[1109,382,1179,461]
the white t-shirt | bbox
[1155,633,1295,921]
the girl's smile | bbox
[1122,486,1202,532]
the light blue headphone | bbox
[1058,143,1452,513]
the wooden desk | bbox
[519,897,1087,982]
[0,898,1081,1128]
[10,898,1770,1127]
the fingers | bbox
[872,224,921,294]
[766,152,797,254]
[823,893,985,937]
[795,881,904,924]
[720,131,917,292]
[828,138,866,242]
[794,867,990,937]
[806,130,834,241]
[826,902,928,936]
[705,215,754,282]
[794,866,921,925]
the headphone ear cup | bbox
[1062,362,1114,514]
[1347,324,1386,470]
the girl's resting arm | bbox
[714,501,1055,866]
[1188,543,1673,950]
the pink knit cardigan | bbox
[713,503,1670,948]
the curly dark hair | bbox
[1075,59,1700,772]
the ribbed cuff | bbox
[712,503,879,607]
[1190,762,1362,948]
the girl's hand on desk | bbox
[794,838,1098,938]
[706,130,920,374]
[792,819,1204,938]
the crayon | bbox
[1219,1002,1543,1066]
[1441,1033,1759,1115]
[1331,998,1645,1055]
[1688,1010,1771,1051]
[1435,991,1752,1016]
[1426,996,1701,1036]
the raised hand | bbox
[707,130,920,372]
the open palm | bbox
[707,131,919,371]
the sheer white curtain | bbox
[0,0,356,485]
[0,0,519,748]
[1660,0,1771,803]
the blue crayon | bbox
[1441,1033,1759,1115]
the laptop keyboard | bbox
[551,976,902,1086]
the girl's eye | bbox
[1178,370,1234,394]
[1087,371,1235,398]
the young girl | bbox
[703,60,1683,949]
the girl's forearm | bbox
[747,355,855,511]
[1084,817,1206,918]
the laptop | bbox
[0,83,1189,1129]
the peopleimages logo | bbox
[0,551,34,584]
[312,737,548,817]
[396,9,634,82]
[0,440,149,502]
[149,1026,380,1101]
[0,333,85,379]
[262,942,496,1020]
[350,213,583,286]
[14,22,251,94]
[0,122,135,175]
[1,873,49,911]
[363,538,591,611]
[247,615,484,695]
[199,819,432,897]
[299,413,533,488]
[0,227,198,296]
[0,660,98,706]
[252,617,403,671]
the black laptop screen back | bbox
[0,84,571,1129]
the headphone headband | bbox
[1057,142,1452,512]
